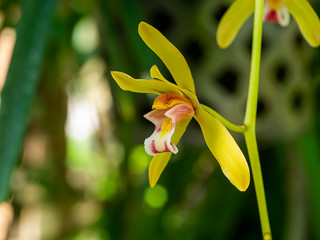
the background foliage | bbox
[0,0,320,239]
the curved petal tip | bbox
[194,106,250,191]
[235,173,250,192]
[138,21,196,93]
[283,0,320,47]
[216,0,254,48]
[148,152,172,187]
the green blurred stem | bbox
[244,131,271,240]
[200,104,246,133]
[243,0,272,239]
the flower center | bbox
[160,118,173,136]
[144,93,195,156]
[152,93,194,110]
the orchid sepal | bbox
[194,106,250,191]
[110,71,182,96]
[138,22,196,93]
[217,0,254,48]
[282,0,320,47]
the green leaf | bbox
[0,0,57,201]
[299,131,320,239]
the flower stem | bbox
[244,131,272,240]
[200,104,246,133]
[243,0,272,239]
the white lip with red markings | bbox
[144,94,194,156]
[263,0,290,27]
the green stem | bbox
[244,131,271,240]
[200,104,246,133]
[243,0,272,239]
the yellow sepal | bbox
[194,106,250,191]
[110,71,181,95]
[283,0,320,47]
[138,22,196,93]
[217,0,254,48]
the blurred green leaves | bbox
[72,16,99,55]
[0,0,319,238]
[299,132,320,239]
[129,145,151,175]
[0,0,57,201]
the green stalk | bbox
[243,0,272,239]
[244,131,271,240]
[200,104,246,133]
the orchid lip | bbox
[144,94,194,156]
[263,0,290,27]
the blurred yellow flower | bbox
[111,22,250,191]
[217,0,320,48]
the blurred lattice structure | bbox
[1,0,319,239]
[143,0,315,143]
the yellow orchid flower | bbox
[217,0,320,48]
[111,22,250,191]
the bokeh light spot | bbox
[91,176,118,201]
[72,17,99,54]
[144,185,168,208]
[129,145,151,175]
[72,229,110,240]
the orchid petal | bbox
[194,106,250,191]
[144,126,177,156]
[264,1,290,27]
[138,22,196,93]
[144,109,177,156]
[217,0,254,48]
[165,103,194,122]
[152,93,193,110]
[148,118,191,187]
[144,104,194,156]
[110,71,181,95]
[283,0,320,47]
[150,65,166,81]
